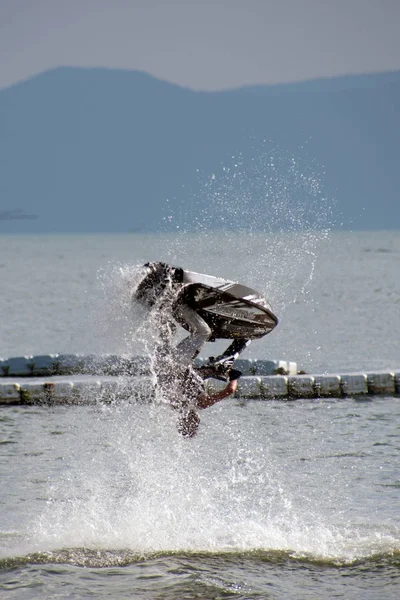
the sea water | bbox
[0,230,399,599]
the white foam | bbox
[28,401,399,563]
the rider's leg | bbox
[173,304,212,365]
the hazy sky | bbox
[1,0,400,90]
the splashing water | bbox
[84,262,147,356]
[27,398,399,565]
[162,145,334,314]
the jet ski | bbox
[179,269,278,340]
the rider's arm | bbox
[197,379,238,409]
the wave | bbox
[1,546,399,570]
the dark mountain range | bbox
[1,67,399,233]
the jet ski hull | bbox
[179,270,278,340]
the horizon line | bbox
[1,65,400,95]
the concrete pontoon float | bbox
[0,354,399,405]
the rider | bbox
[134,261,245,438]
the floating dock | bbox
[0,354,298,378]
[0,355,399,404]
